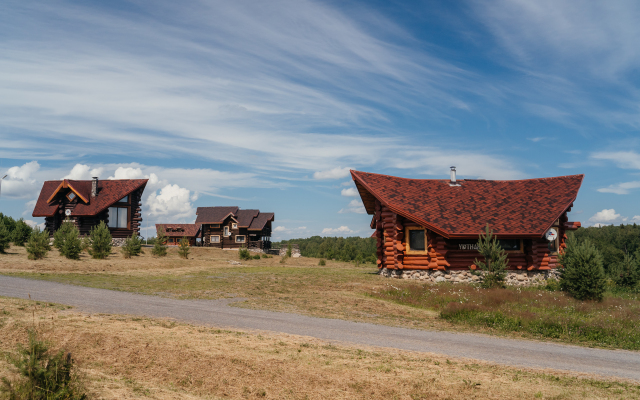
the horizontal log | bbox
[394,243,405,251]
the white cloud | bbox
[1,161,40,199]
[64,164,104,180]
[338,199,366,214]
[527,137,544,142]
[631,216,640,224]
[24,219,45,230]
[597,181,640,195]
[145,184,196,220]
[109,167,145,180]
[314,167,352,180]
[273,226,288,232]
[341,187,358,197]
[591,152,640,170]
[322,226,354,235]
[588,209,626,226]
[340,181,352,186]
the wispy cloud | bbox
[591,151,640,169]
[597,181,640,195]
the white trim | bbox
[232,223,238,229]
[235,235,246,243]
[210,235,220,243]
[224,226,230,236]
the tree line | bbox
[274,235,377,264]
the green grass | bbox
[370,284,640,350]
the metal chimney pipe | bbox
[450,166,456,183]
[91,177,98,197]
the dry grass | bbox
[1,297,638,400]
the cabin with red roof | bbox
[32,177,148,239]
[155,224,200,246]
[351,168,583,276]
[195,207,274,250]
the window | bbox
[498,239,521,251]
[210,235,220,243]
[119,195,128,203]
[232,223,238,229]
[224,226,230,236]
[409,229,425,251]
[211,224,220,228]
[236,235,246,243]
[108,207,128,228]
[67,192,76,201]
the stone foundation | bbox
[111,238,127,247]
[380,268,561,286]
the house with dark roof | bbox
[351,168,583,273]
[33,177,148,238]
[155,224,200,246]
[195,207,274,249]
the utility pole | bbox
[0,175,7,198]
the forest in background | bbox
[571,224,640,274]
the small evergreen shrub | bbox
[53,222,74,250]
[0,330,87,400]
[261,254,272,259]
[80,236,91,252]
[318,259,326,266]
[178,236,190,259]
[89,221,112,259]
[286,243,292,258]
[473,224,509,288]
[0,220,10,254]
[612,253,639,289]
[12,219,33,246]
[26,228,51,260]
[252,254,261,260]
[559,236,606,301]
[152,228,168,257]
[60,225,82,260]
[279,255,287,264]
[121,234,143,258]
[238,247,251,260]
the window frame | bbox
[498,239,524,253]
[210,235,220,243]
[235,235,246,243]
[223,226,230,236]
[108,207,129,229]
[66,192,77,202]
[232,223,238,229]
[118,195,129,204]
[404,227,428,254]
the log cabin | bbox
[196,207,274,250]
[351,168,583,274]
[155,224,200,246]
[32,177,148,239]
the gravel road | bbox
[1,275,639,381]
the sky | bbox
[1,0,639,239]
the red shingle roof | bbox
[248,212,274,231]
[32,179,148,217]
[236,209,260,228]
[156,224,200,238]
[351,170,583,238]
[195,207,239,224]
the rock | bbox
[435,276,446,283]
[517,274,526,281]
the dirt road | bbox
[2,275,638,381]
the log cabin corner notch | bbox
[351,170,584,272]
[32,177,148,238]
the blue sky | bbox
[1,0,639,239]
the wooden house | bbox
[156,224,200,246]
[351,169,583,272]
[195,207,274,250]
[32,177,148,238]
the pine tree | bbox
[89,221,112,259]
[612,253,639,289]
[26,228,51,260]
[12,219,33,246]
[178,236,190,259]
[122,234,143,258]
[559,236,606,301]
[60,225,82,260]
[152,228,168,257]
[474,224,509,288]
[0,220,11,254]
[53,222,74,250]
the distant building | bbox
[155,224,200,246]
[195,207,274,250]
[32,177,148,238]
[351,168,583,273]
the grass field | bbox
[1,296,638,399]
[1,246,639,350]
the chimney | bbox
[449,166,461,187]
[91,177,98,197]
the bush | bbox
[0,330,87,400]
[473,224,509,288]
[261,254,272,259]
[178,237,190,259]
[0,220,10,254]
[89,221,112,259]
[238,247,251,260]
[121,234,143,258]
[26,228,51,260]
[252,254,261,260]
[152,228,168,257]
[60,225,82,260]
[318,259,326,266]
[286,243,292,258]
[612,253,639,289]
[12,219,33,246]
[559,236,606,301]
[53,222,74,250]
